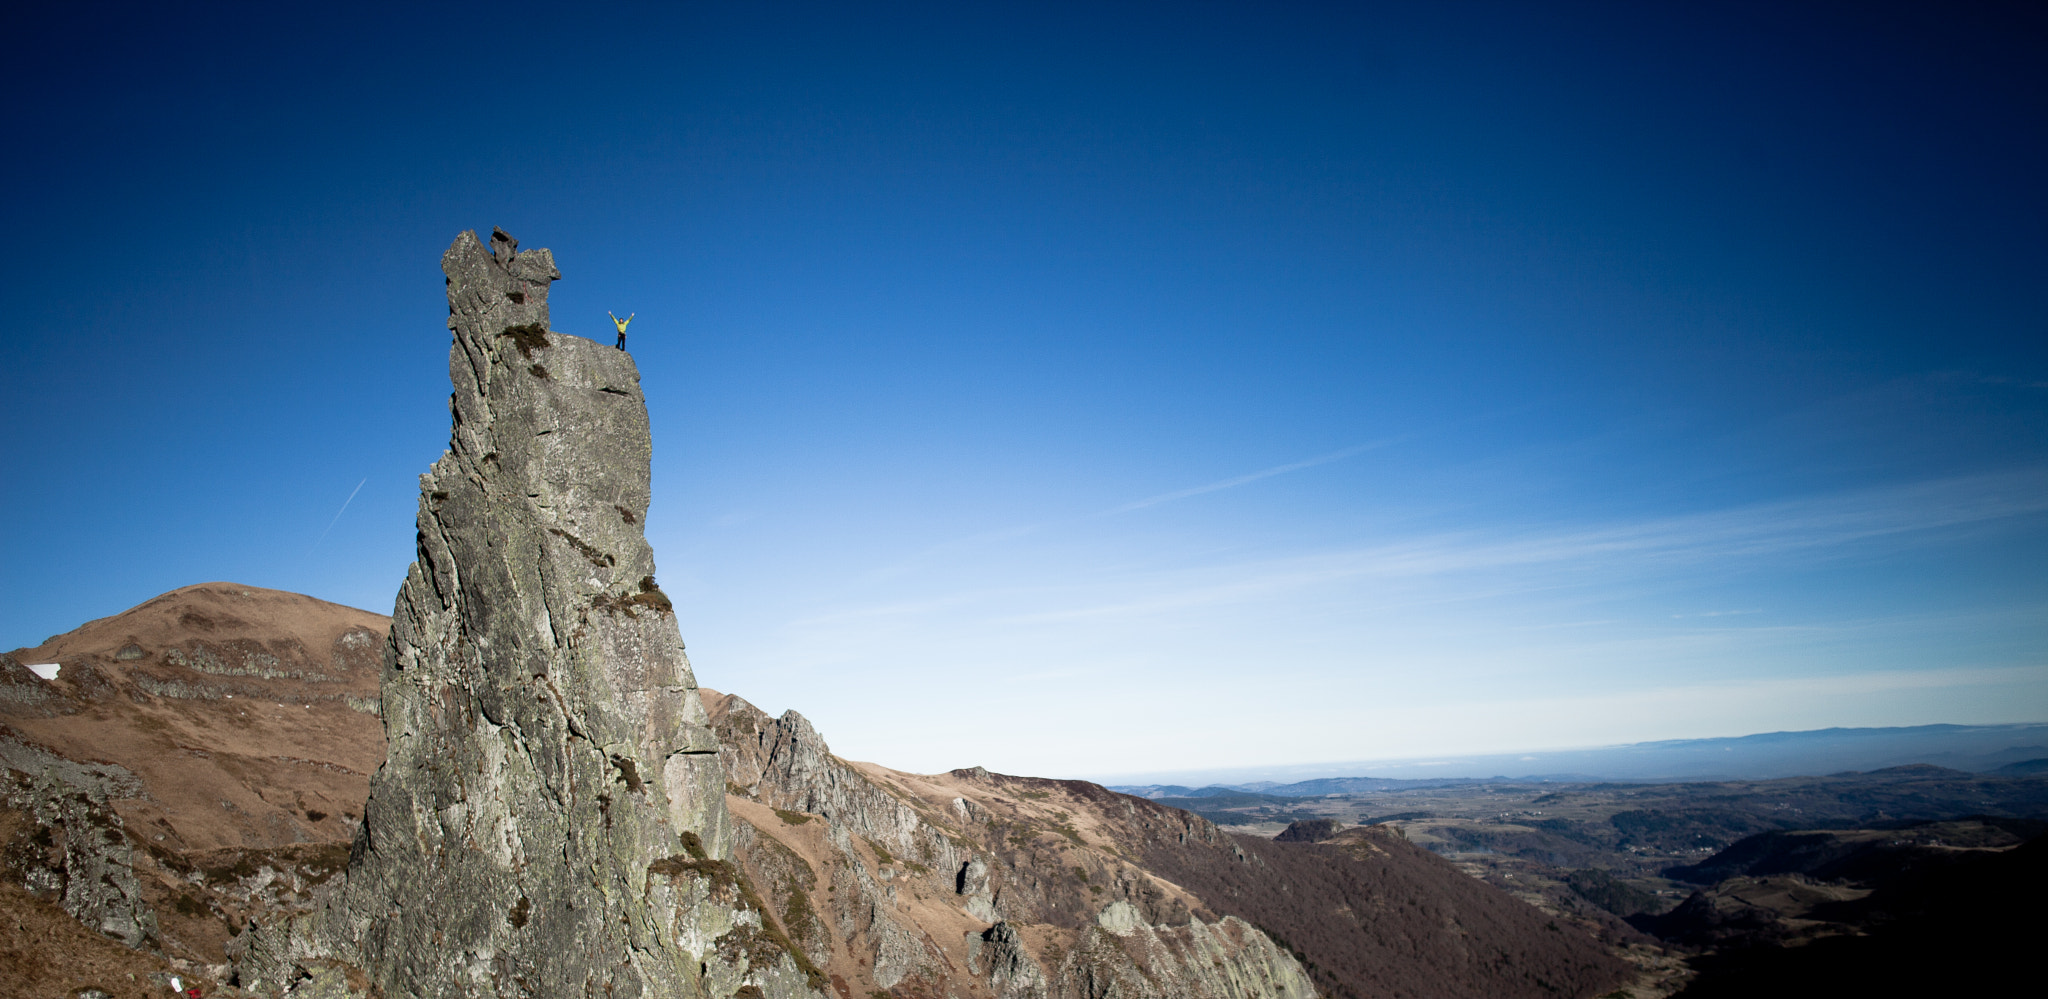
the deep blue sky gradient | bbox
[4,2,2043,776]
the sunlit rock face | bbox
[708,691,1321,999]
[233,229,817,999]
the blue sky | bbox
[4,2,2043,778]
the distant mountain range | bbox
[1107,723,2048,796]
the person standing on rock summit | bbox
[609,310,633,350]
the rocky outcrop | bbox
[1053,910,1315,999]
[0,655,59,709]
[716,694,970,884]
[1274,818,1343,843]
[707,691,1321,999]
[232,229,816,998]
[974,921,1047,998]
[0,735,155,948]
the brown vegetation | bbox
[1135,824,1634,999]
[0,880,201,999]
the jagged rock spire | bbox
[234,230,816,999]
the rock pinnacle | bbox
[234,229,817,999]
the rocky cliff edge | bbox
[707,689,1319,999]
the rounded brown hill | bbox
[2,582,388,852]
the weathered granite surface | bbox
[233,229,816,998]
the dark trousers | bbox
[616,334,626,350]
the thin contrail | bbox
[311,478,368,552]
[1101,439,1398,516]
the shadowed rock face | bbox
[233,229,816,999]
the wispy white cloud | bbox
[1100,439,1400,515]
[1935,370,2048,391]
[789,592,989,628]
[861,522,1046,583]
[758,467,2048,715]
[935,467,2048,627]
[721,465,2048,776]
[856,440,1399,585]
[1512,618,1621,630]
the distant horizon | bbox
[9,578,2048,787]
[1080,721,2048,788]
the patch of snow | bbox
[26,663,60,681]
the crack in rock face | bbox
[231,229,815,999]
